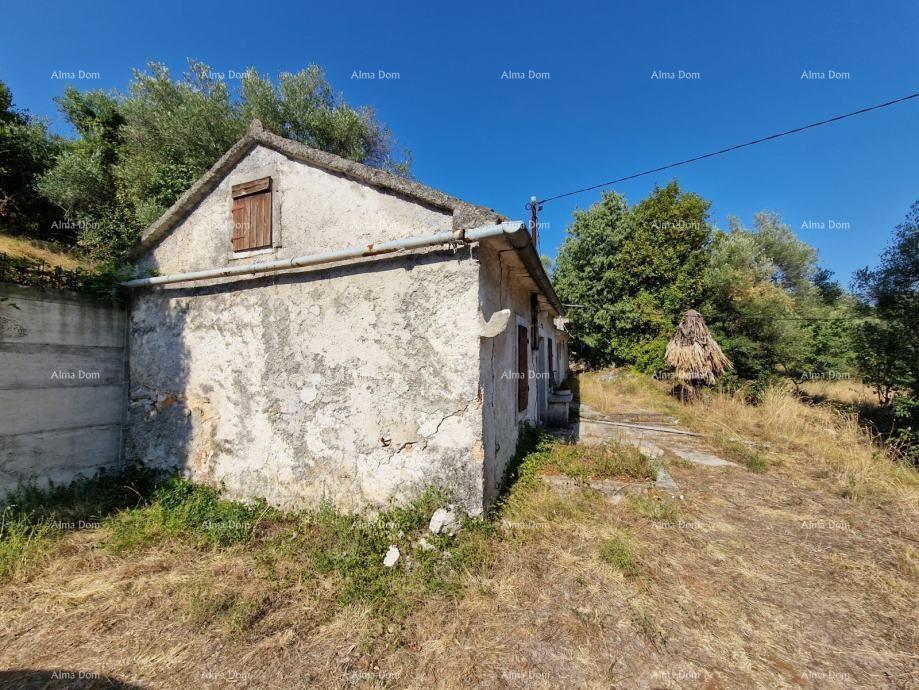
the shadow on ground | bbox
[0,670,144,689]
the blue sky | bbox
[2,0,917,285]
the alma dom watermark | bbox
[500,69,551,80]
[800,69,851,80]
[800,219,851,230]
[351,69,401,80]
[651,70,701,80]
[51,70,100,80]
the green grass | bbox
[0,465,159,580]
[599,531,641,577]
[495,424,658,496]
[2,424,630,624]
[629,493,681,522]
[1,466,502,624]
[105,479,499,624]
[716,438,769,473]
[105,476,278,552]
[539,441,659,481]
[0,511,57,581]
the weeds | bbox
[105,476,278,552]
[599,531,641,577]
[718,438,768,472]
[581,369,919,506]
[539,441,658,482]
[495,423,656,498]
[629,493,680,522]
[0,465,159,580]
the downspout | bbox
[121,221,526,288]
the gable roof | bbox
[128,120,564,316]
[130,119,505,258]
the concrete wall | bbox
[477,242,563,503]
[0,284,126,495]
[128,145,487,514]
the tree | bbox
[553,186,858,391]
[37,61,411,261]
[701,212,857,390]
[0,81,62,238]
[553,182,711,368]
[853,201,919,403]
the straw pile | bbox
[664,309,732,386]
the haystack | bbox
[664,309,731,388]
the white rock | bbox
[417,537,435,551]
[383,545,400,567]
[429,507,460,536]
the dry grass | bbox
[581,369,919,510]
[798,378,878,406]
[1,371,917,688]
[0,232,94,271]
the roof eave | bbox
[129,120,504,259]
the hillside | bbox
[0,232,94,272]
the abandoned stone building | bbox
[121,121,568,515]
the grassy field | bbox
[0,373,916,688]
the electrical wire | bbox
[537,92,919,205]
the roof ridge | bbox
[131,120,504,258]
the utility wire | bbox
[537,92,919,205]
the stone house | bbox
[124,120,568,515]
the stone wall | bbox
[0,284,127,495]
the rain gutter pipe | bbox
[120,220,564,315]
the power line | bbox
[537,92,919,205]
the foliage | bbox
[702,213,858,388]
[0,81,62,238]
[0,251,130,296]
[553,182,711,367]
[554,185,859,396]
[35,61,411,261]
[853,201,919,458]
[853,202,919,399]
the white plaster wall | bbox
[477,242,561,503]
[128,147,486,514]
[140,146,453,274]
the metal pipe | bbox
[121,221,526,288]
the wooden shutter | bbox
[517,325,529,412]
[231,177,272,251]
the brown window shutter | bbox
[231,177,272,251]
[517,325,529,412]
